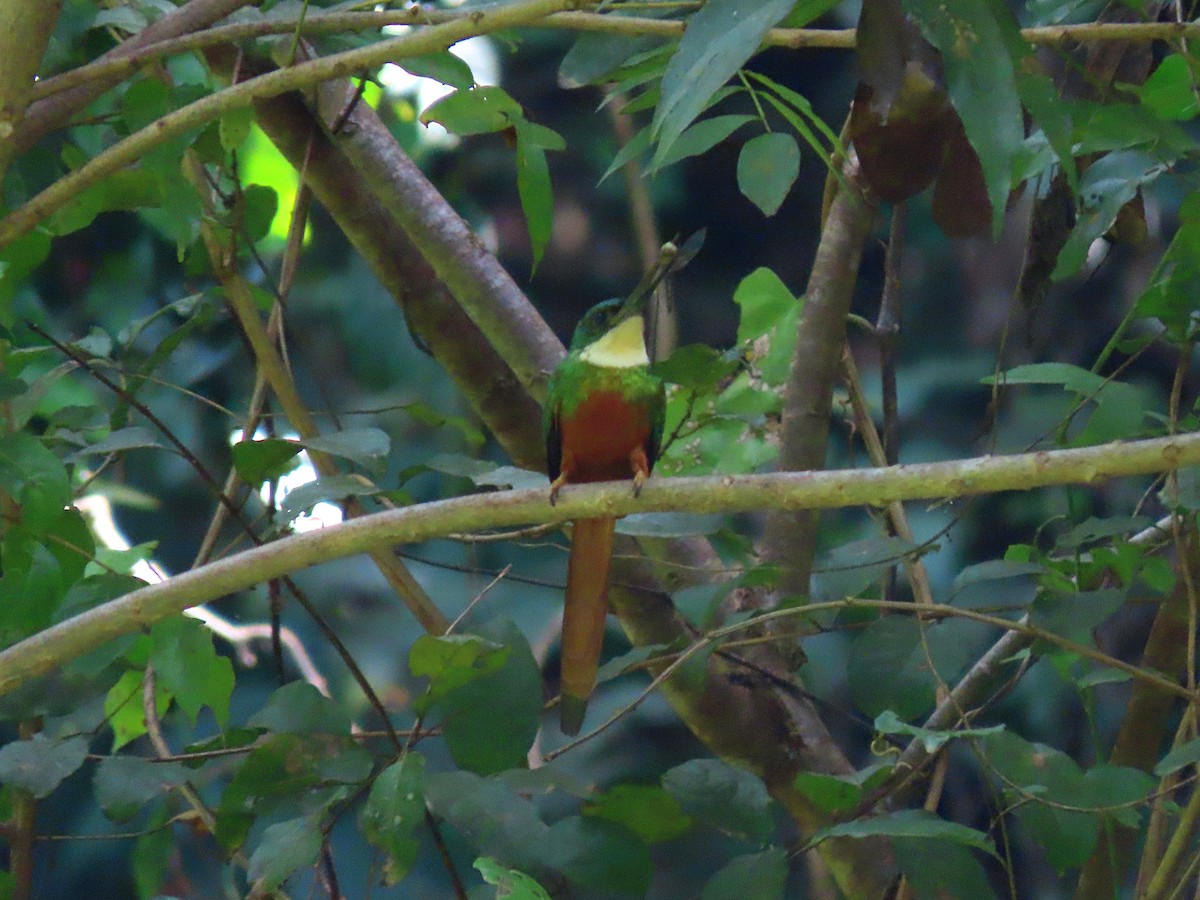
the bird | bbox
[544,288,666,735]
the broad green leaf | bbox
[848,617,989,720]
[515,126,554,271]
[0,432,71,529]
[231,437,302,486]
[793,765,893,814]
[1082,764,1155,829]
[105,669,171,752]
[734,267,795,343]
[0,734,88,798]
[301,427,390,471]
[902,0,1025,235]
[814,535,921,602]
[424,770,549,874]
[874,710,1004,753]
[93,6,148,32]
[64,426,162,462]
[121,77,171,134]
[737,132,801,216]
[280,474,379,520]
[216,733,371,851]
[653,344,740,391]
[652,0,796,167]
[241,184,279,245]
[437,619,543,775]
[93,755,188,822]
[1057,516,1153,551]
[949,559,1043,607]
[548,816,653,896]
[409,633,510,715]
[701,848,787,900]
[1142,54,1200,121]
[814,809,998,857]
[600,123,652,183]
[558,5,673,88]
[421,86,523,135]
[149,616,234,727]
[247,682,352,735]
[131,808,174,899]
[1155,736,1200,776]
[982,731,1097,871]
[1030,589,1124,644]
[400,52,475,90]
[361,753,425,885]
[474,857,552,899]
[894,838,998,900]
[780,0,843,26]
[983,362,1106,392]
[1053,151,1167,281]
[583,784,693,843]
[219,105,255,151]
[655,114,755,169]
[662,758,773,841]
[247,817,323,893]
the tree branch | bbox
[0,0,61,181]
[0,431,1196,698]
[0,0,598,250]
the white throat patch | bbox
[579,315,649,368]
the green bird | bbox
[544,289,666,735]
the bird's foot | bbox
[549,473,568,506]
[632,470,648,498]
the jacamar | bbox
[544,289,666,735]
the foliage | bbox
[0,0,1199,899]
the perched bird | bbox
[544,290,666,735]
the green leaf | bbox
[982,731,1097,871]
[241,184,279,245]
[737,132,801,216]
[247,816,323,893]
[793,765,893,814]
[301,427,390,471]
[0,734,88,798]
[280,474,379,520]
[1030,589,1125,644]
[219,105,254,151]
[848,617,987,720]
[734,267,796,343]
[874,709,1004,753]
[652,0,796,166]
[1156,736,1200,776]
[64,426,162,462]
[701,848,787,900]
[583,784,693,843]
[515,126,554,272]
[231,437,302,486]
[122,77,171,134]
[814,808,998,857]
[421,86,523,135]
[902,0,1025,236]
[0,432,71,530]
[93,755,188,822]
[361,753,425,885]
[409,633,510,715]
[653,344,740,391]
[247,682,352,735]
[662,758,773,841]
[424,770,549,873]
[438,619,544,775]
[894,838,998,900]
[655,114,755,169]
[601,123,652,183]
[149,616,235,727]
[549,816,653,895]
[105,668,171,752]
[1053,151,1167,281]
[474,857,552,899]
[814,535,921,602]
[1142,54,1200,121]
[400,52,475,90]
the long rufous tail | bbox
[560,516,616,735]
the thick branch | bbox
[0,431,1196,698]
[762,164,878,595]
